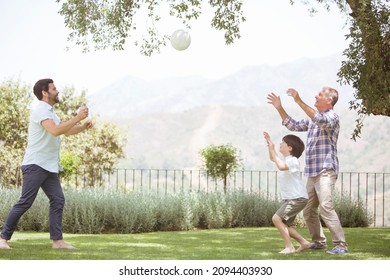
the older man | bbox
[267,87,348,255]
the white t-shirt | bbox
[278,155,308,200]
[22,101,61,173]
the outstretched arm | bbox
[267,93,288,122]
[263,132,288,171]
[65,120,93,136]
[42,107,89,136]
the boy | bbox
[263,131,311,254]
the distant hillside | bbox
[87,53,390,172]
[89,53,355,118]
[109,106,390,173]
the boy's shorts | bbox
[275,198,308,226]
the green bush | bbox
[0,188,373,234]
[333,192,374,227]
[63,190,158,234]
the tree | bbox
[340,0,389,140]
[55,0,389,139]
[60,118,127,187]
[292,0,389,140]
[0,80,126,188]
[199,144,242,193]
[55,0,246,55]
[0,80,32,186]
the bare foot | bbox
[279,247,296,254]
[0,238,11,250]
[296,242,312,252]
[52,240,78,250]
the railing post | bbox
[250,170,253,193]
[382,173,385,227]
[173,169,176,193]
[241,170,244,192]
[140,169,144,191]
[149,170,152,192]
[157,169,160,194]
[132,169,135,192]
[374,174,377,227]
[181,170,184,193]
[266,171,270,200]
[198,170,201,192]
[365,173,368,214]
[234,171,236,192]
[165,169,168,195]
[190,170,193,192]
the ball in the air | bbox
[170,29,191,51]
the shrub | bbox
[333,192,374,227]
[0,188,373,234]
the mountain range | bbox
[89,53,354,117]
[87,53,390,172]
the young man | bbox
[0,79,92,250]
[264,131,311,254]
[267,87,348,255]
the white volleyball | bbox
[170,29,191,51]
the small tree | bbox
[59,150,82,182]
[61,120,126,187]
[199,144,242,193]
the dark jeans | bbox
[0,164,65,240]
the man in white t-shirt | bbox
[0,79,92,250]
[264,132,311,254]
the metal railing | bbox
[65,169,390,227]
[1,167,389,227]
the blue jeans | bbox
[0,164,65,240]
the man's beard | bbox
[50,94,59,104]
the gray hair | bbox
[324,87,339,107]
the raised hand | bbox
[286,88,302,104]
[267,92,282,109]
[76,107,89,121]
[263,131,274,148]
[83,120,93,130]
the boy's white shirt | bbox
[278,155,308,200]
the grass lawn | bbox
[0,227,389,260]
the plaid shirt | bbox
[282,110,340,177]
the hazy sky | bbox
[0,0,350,94]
